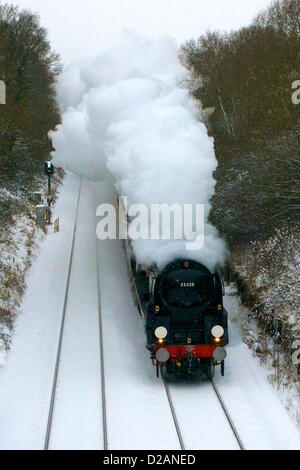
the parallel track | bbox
[96,234,108,449]
[43,180,108,450]
[163,374,245,451]
[209,378,245,450]
[43,179,243,451]
[163,380,185,450]
[44,179,82,450]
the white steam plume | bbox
[50,33,227,271]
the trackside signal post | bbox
[45,161,54,224]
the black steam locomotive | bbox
[127,246,228,379]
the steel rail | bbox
[44,179,82,450]
[210,378,245,450]
[163,380,185,450]
[95,236,108,449]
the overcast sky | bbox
[7,0,272,64]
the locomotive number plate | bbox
[180,282,195,287]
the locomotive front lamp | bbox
[211,325,224,338]
[155,326,168,339]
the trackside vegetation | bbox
[181,0,300,420]
[0,3,62,347]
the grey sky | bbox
[7,0,272,64]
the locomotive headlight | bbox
[155,326,168,339]
[211,325,224,338]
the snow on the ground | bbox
[95,179,300,450]
[0,340,5,366]
[230,230,300,424]
[0,173,80,450]
[167,381,240,450]
[95,179,181,450]
[0,215,41,349]
[0,175,299,450]
[49,179,103,450]
[219,286,300,450]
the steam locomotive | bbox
[125,241,228,379]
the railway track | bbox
[43,177,242,451]
[163,380,185,450]
[209,378,245,450]
[96,226,108,450]
[43,179,82,450]
[43,179,108,450]
[164,376,245,451]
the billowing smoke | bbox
[50,33,227,271]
